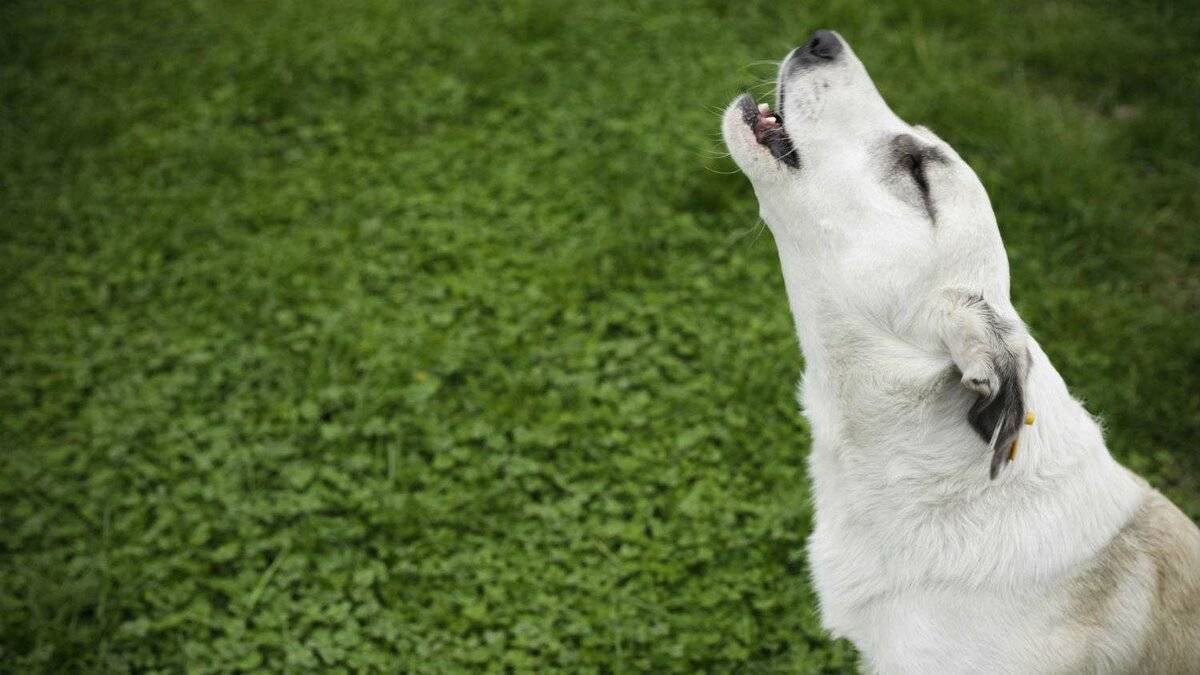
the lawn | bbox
[1,0,1198,671]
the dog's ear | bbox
[967,345,1030,480]
[936,290,1031,479]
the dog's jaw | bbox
[734,95,798,167]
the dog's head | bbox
[722,30,1012,316]
[724,31,1033,478]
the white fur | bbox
[722,32,1197,673]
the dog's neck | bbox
[773,241,1145,588]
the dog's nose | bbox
[800,29,842,61]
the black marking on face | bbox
[891,134,945,222]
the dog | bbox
[722,30,1200,674]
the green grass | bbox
[1,0,1197,671]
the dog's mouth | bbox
[738,94,797,167]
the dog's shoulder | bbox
[1070,481,1200,672]
[1130,486,1200,672]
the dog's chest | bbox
[817,578,1088,673]
[802,437,1149,674]
[803,456,1076,670]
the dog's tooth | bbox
[758,103,770,113]
[764,116,777,124]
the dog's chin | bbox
[733,94,798,168]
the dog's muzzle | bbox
[736,30,845,169]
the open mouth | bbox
[738,94,797,167]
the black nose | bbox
[802,29,842,60]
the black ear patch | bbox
[967,352,1028,480]
[939,290,1032,479]
[961,295,1031,479]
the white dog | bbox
[722,30,1200,674]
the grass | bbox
[1,0,1197,671]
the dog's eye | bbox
[902,152,930,196]
[891,133,939,220]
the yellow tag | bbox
[1024,411,1036,426]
